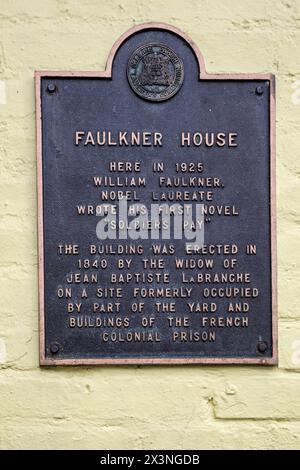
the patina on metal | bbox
[36,23,277,366]
[127,42,184,101]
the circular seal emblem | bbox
[127,43,184,102]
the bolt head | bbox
[255,85,264,96]
[47,83,56,94]
[50,342,59,354]
[257,341,268,353]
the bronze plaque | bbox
[36,23,277,365]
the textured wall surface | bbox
[0,0,300,450]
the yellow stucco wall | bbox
[0,0,300,449]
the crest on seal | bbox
[127,43,184,102]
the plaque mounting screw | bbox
[47,83,57,94]
[255,85,264,96]
[50,342,60,354]
[257,341,268,354]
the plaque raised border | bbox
[36,22,277,365]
